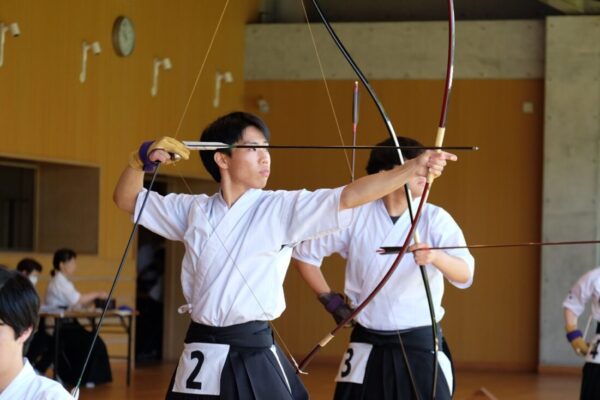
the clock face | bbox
[112,16,135,57]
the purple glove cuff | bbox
[566,329,583,342]
[139,141,157,172]
[322,293,345,313]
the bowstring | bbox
[297,0,420,384]
[71,3,233,395]
[174,170,301,368]
[166,0,300,368]
[172,0,230,140]
[298,0,353,179]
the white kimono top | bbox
[0,359,73,400]
[45,272,81,308]
[135,187,352,327]
[293,199,475,331]
[563,267,600,321]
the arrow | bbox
[182,141,479,151]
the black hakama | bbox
[334,324,453,400]
[165,321,308,400]
[580,323,600,400]
[56,320,112,386]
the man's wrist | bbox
[318,292,344,313]
[566,328,583,342]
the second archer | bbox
[293,135,474,400]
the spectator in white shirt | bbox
[45,249,112,387]
[0,265,73,399]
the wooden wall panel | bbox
[0,0,259,356]
[245,79,543,369]
[38,163,99,254]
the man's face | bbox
[220,126,271,189]
[0,318,28,377]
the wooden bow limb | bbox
[296,185,430,373]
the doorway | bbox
[135,180,167,361]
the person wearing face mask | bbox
[16,258,42,287]
[16,259,54,376]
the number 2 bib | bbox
[172,342,230,395]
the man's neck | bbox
[382,190,408,217]
[220,180,251,208]
[0,356,24,393]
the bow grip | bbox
[427,127,446,184]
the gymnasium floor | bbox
[76,360,581,399]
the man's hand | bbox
[409,243,439,265]
[129,136,190,172]
[413,150,457,180]
[318,292,354,327]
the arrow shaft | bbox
[182,141,478,151]
[378,240,600,254]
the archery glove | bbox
[565,324,589,356]
[318,292,354,326]
[129,136,190,172]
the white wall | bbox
[246,20,544,80]
[542,15,600,367]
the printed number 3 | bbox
[341,348,354,378]
[186,350,205,389]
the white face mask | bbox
[29,275,38,287]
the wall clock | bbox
[112,16,135,57]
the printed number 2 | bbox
[186,350,205,390]
[341,348,354,378]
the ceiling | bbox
[258,0,566,23]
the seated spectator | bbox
[0,265,73,399]
[16,258,42,287]
[45,249,112,387]
[16,258,54,375]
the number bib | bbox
[585,334,600,364]
[335,342,373,384]
[172,342,230,395]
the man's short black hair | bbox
[366,136,425,175]
[52,248,77,276]
[0,266,39,340]
[199,112,270,182]
[16,258,43,275]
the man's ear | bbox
[17,326,33,344]
[214,152,229,170]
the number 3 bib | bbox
[335,342,373,384]
[172,342,230,395]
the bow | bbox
[71,1,278,396]
[297,2,456,399]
